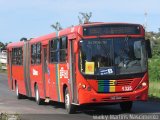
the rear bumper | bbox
[78,86,148,105]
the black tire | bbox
[120,101,133,112]
[64,88,76,114]
[35,85,43,105]
[15,83,23,99]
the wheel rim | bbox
[65,93,70,109]
[36,87,39,102]
[16,84,19,96]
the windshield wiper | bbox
[121,36,131,68]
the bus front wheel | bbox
[64,88,76,114]
[35,85,43,105]
[120,101,133,112]
[15,83,23,99]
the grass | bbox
[148,55,160,100]
[0,69,7,73]
[0,63,7,73]
[0,113,21,120]
[149,80,160,99]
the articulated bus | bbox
[7,22,152,113]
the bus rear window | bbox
[83,24,141,36]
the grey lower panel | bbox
[69,40,78,104]
[23,42,32,97]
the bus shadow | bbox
[50,101,65,109]
[76,101,160,115]
[41,100,160,115]
[22,97,160,115]
[77,105,123,115]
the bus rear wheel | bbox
[64,88,76,114]
[35,85,43,105]
[120,101,133,112]
[15,83,23,99]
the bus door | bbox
[8,50,13,90]
[68,34,78,104]
[23,42,32,97]
[42,45,50,97]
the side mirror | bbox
[145,39,152,58]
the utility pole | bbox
[144,11,148,31]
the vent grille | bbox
[98,79,133,93]
[98,79,133,86]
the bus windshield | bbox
[79,38,147,77]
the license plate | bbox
[110,96,122,100]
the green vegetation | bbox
[149,81,160,99]
[147,30,160,99]
[0,63,7,73]
[149,57,160,99]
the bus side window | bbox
[31,43,41,65]
[50,39,58,63]
[59,37,68,62]
[12,47,23,65]
[12,48,15,65]
[36,43,41,64]
[18,48,23,65]
[31,44,36,64]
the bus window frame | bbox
[31,42,42,65]
[49,36,68,64]
[59,36,68,63]
[49,38,59,64]
[12,47,23,66]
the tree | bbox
[0,42,5,51]
[0,41,11,51]
[51,22,62,31]
[78,12,92,24]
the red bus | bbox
[7,22,152,113]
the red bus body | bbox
[7,22,150,112]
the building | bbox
[0,50,7,70]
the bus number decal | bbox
[33,69,38,76]
[60,67,68,79]
[122,86,133,91]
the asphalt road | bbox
[0,73,160,120]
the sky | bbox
[0,0,160,43]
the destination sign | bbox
[83,24,141,36]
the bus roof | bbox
[7,41,25,49]
[30,22,143,43]
[7,22,143,48]
[82,22,142,26]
